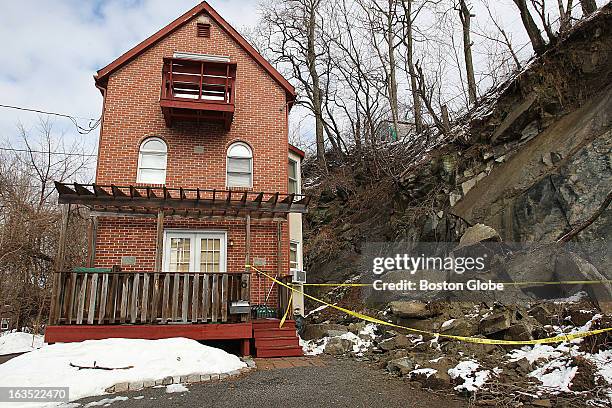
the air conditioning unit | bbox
[292,270,306,284]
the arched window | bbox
[226,142,252,188]
[137,137,167,184]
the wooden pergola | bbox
[54,182,309,219]
[49,182,309,337]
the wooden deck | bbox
[50,270,250,326]
[44,320,302,357]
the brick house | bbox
[46,2,308,357]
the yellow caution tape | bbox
[301,280,612,287]
[247,265,612,345]
[302,283,370,287]
[279,291,293,329]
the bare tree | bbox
[357,0,402,135]
[0,120,91,331]
[512,0,547,54]
[481,0,522,70]
[579,0,597,15]
[399,0,424,133]
[456,0,477,104]
[259,0,330,167]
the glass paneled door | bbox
[163,231,227,272]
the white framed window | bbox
[288,158,299,194]
[137,137,168,184]
[0,318,8,330]
[290,241,300,271]
[226,142,252,188]
[163,231,227,273]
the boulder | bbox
[440,318,478,337]
[301,323,349,341]
[386,357,415,376]
[379,335,411,351]
[479,310,513,335]
[504,322,534,341]
[567,309,595,326]
[324,337,352,355]
[528,304,554,325]
[410,368,451,390]
[507,357,532,374]
[456,224,501,251]
[389,301,442,319]
[348,321,367,334]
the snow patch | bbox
[0,332,44,355]
[299,323,378,356]
[165,384,189,393]
[0,337,245,407]
[529,359,577,393]
[441,319,456,330]
[410,368,437,378]
[448,360,491,392]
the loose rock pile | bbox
[301,297,612,407]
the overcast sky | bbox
[0,0,258,155]
[0,0,604,161]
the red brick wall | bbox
[93,11,291,306]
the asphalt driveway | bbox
[75,356,468,408]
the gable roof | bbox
[94,1,295,100]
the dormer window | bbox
[137,137,168,184]
[226,142,252,188]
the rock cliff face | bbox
[304,5,612,287]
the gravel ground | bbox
[75,357,468,408]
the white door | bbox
[163,231,227,273]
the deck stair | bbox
[252,319,303,358]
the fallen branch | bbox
[557,190,612,243]
[69,361,133,371]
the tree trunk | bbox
[387,0,399,134]
[579,0,597,16]
[512,0,547,55]
[306,1,326,167]
[458,0,477,105]
[401,0,423,133]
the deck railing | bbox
[50,271,250,325]
[161,57,236,105]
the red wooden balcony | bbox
[160,57,237,129]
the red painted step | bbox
[255,336,300,348]
[256,346,304,358]
[252,320,296,330]
[252,327,297,338]
[252,319,303,358]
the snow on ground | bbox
[305,304,331,318]
[0,337,246,407]
[300,337,328,356]
[410,368,437,378]
[528,359,577,393]
[300,324,377,356]
[0,331,44,355]
[165,384,189,393]
[448,360,492,393]
[503,314,611,397]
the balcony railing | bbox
[160,57,237,129]
[50,270,250,325]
